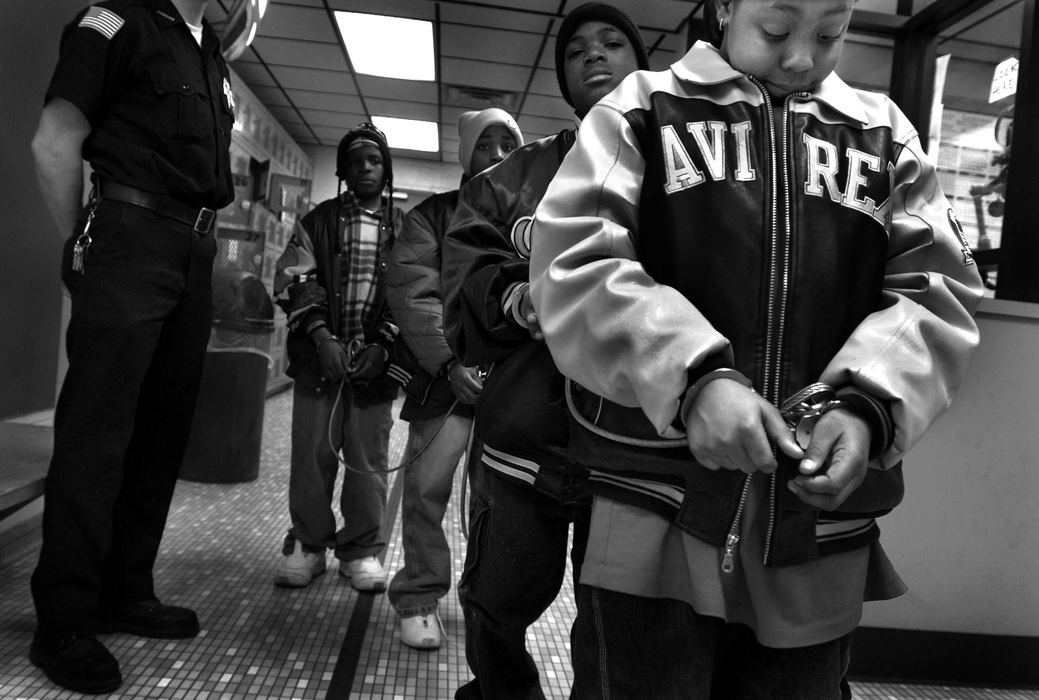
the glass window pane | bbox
[934,0,1022,295]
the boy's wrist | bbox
[676,368,753,429]
[502,281,531,328]
[835,387,893,458]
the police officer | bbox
[29,0,233,693]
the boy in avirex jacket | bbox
[529,0,984,697]
[441,5,648,698]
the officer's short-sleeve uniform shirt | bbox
[47,0,234,209]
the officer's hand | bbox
[448,364,483,405]
[685,379,803,474]
[519,289,544,341]
[348,345,387,381]
[787,409,871,511]
[318,340,350,384]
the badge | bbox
[223,78,236,113]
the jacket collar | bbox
[672,41,867,125]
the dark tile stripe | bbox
[326,466,405,698]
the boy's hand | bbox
[685,379,803,474]
[518,288,544,341]
[787,409,871,510]
[318,340,350,383]
[347,345,387,381]
[448,364,483,404]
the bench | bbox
[0,422,51,521]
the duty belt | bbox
[97,181,217,234]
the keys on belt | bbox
[97,180,217,234]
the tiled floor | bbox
[0,390,1036,699]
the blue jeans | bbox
[287,381,392,562]
[388,413,473,617]
[455,466,590,700]
[571,585,853,700]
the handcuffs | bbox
[318,336,365,380]
[778,382,850,450]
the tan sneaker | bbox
[274,539,326,588]
[400,612,442,650]
[339,556,387,592]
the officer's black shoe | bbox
[100,599,200,639]
[29,627,122,694]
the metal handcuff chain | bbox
[326,383,463,475]
[564,379,686,448]
[565,378,844,451]
[323,341,474,478]
[326,360,481,542]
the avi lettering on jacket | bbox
[659,119,892,227]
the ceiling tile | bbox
[254,37,346,71]
[270,66,358,95]
[257,5,337,42]
[355,76,438,103]
[285,89,365,113]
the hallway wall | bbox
[0,0,87,419]
[860,299,1039,638]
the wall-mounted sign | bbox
[989,57,1019,103]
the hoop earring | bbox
[718,17,727,31]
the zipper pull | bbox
[721,532,740,574]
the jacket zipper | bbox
[721,80,796,574]
[721,482,751,573]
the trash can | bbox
[180,269,275,483]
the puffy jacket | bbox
[386,188,474,422]
[443,130,586,501]
[530,42,984,566]
[274,191,404,406]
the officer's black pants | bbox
[31,201,216,633]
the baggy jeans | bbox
[455,466,590,700]
[570,584,853,700]
[388,413,473,617]
[287,381,392,563]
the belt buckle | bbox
[194,208,216,234]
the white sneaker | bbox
[274,539,326,588]
[339,556,387,592]
[400,612,442,650]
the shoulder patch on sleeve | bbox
[77,6,125,40]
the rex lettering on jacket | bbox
[660,120,892,226]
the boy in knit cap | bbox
[385,108,522,650]
[273,122,404,593]
[441,4,648,697]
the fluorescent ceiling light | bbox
[335,11,435,81]
[372,116,440,152]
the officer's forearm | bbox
[32,99,90,240]
[33,148,84,240]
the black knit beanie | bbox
[554,3,650,112]
[336,121,393,189]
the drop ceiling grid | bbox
[214,1,705,150]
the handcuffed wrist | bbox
[502,281,530,328]
[678,368,753,428]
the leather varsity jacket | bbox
[442,130,587,502]
[386,187,475,422]
[274,191,404,405]
[529,42,984,566]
